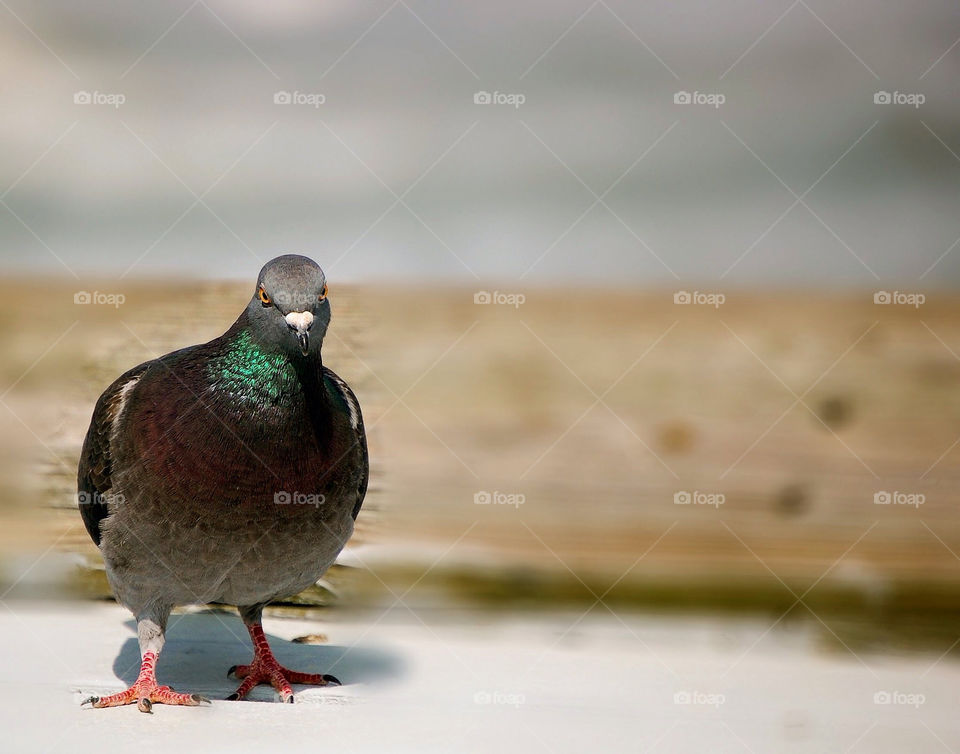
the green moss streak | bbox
[209,329,298,404]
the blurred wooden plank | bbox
[1,281,958,608]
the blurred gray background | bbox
[1,0,959,286]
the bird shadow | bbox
[112,610,403,697]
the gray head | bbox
[245,254,330,358]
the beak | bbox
[284,311,314,355]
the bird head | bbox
[245,254,330,359]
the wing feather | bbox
[76,363,150,546]
[322,367,369,521]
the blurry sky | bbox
[0,0,959,286]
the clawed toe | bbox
[228,664,254,679]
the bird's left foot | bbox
[227,658,340,703]
[227,624,340,702]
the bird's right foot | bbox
[80,651,209,713]
[82,683,207,712]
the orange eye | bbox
[318,283,328,302]
[258,287,271,306]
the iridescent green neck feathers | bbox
[209,328,300,404]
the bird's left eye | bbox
[318,284,328,302]
[258,287,271,306]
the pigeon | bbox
[78,254,368,711]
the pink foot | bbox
[82,652,208,712]
[227,624,340,702]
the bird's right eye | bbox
[258,287,272,306]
